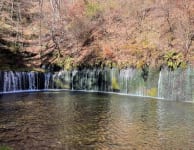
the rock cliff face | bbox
[0,0,194,70]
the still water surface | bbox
[0,92,194,149]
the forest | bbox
[0,0,194,71]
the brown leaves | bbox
[102,45,114,59]
[67,0,85,19]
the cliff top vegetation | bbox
[0,0,194,70]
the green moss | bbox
[164,51,186,70]
[85,2,103,18]
[54,79,70,89]
[0,146,13,150]
[112,77,120,90]
[105,60,112,68]
[65,57,74,70]
[10,43,20,52]
[147,88,158,97]
[56,56,74,71]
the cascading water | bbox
[157,68,193,101]
[0,71,52,92]
[42,67,159,98]
[44,73,53,89]
[0,68,193,101]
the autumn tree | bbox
[175,0,194,56]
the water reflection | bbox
[0,92,194,149]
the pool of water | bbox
[0,92,194,149]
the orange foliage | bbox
[102,46,114,59]
[68,0,85,19]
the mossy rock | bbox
[147,88,158,97]
[54,79,70,89]
[112,77,120,90]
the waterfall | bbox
[52,68,155,97]
[158,71,163,98]
[157,67,193,101]
[0,68,193,101]
[28,72,36,90]
[44,73,53,89]
[0,71,46,92]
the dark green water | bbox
[0,92,194,150]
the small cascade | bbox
[44,73,53,89]
[119,69,145,96]
[0,71,45,92]
[119,69,132,93]
[157,68,193,101]
[158,71,163,98]
[28,72,37,90]
[53,70,71,89]
[3,71,24,91]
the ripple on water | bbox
[0,92,194,149]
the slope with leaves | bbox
[0,0,193,70]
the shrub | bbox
[56,56,74,71]
[164,51,186,70]
[85,2,103,18]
